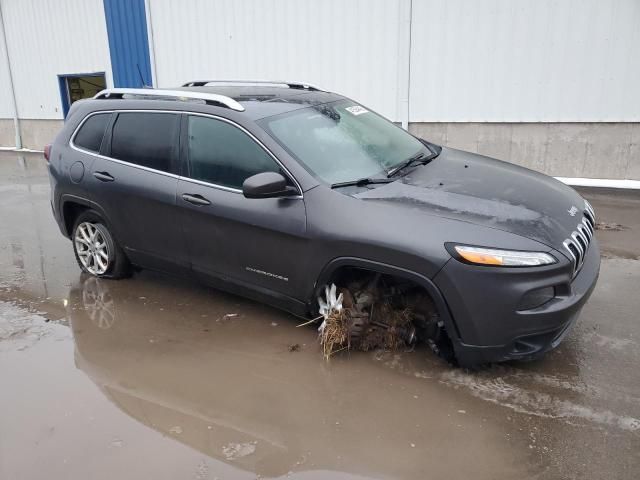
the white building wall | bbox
[409,0,640,122]
[0,0,112,120]
[148,0,405,121]
[147,0,640,124]
[0,0,637,123]
[0,6,14,119]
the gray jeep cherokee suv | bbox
[46,81,600,366]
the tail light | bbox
[44,144,51,162]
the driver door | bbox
[177,113,309,303]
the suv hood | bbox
[354,147,586,250]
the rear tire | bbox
[72,211,131,279]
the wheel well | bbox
[321,265,456,362]
[62,201,90,236]
[322,266,440,317]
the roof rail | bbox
[182,79,322,91]
[93,88,245,112]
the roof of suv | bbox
[175,85,345,119]
[87,84,346,120]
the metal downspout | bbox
[398,0,413,130]
[144,0,158,87]
[0,1,21,148]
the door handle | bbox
[182,193,211,206]
[93,171,115,182]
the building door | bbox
[58,73,106,117]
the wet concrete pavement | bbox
[1,152,639,479]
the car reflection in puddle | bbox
[65,274,527,480]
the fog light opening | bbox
[517,286,556,311]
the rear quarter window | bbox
[73,113,111,153]
[110,112,180,173]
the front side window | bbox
[187,115,280,189]
[73,113,111,153]
[110,112,180,173]
[259,100,427,185]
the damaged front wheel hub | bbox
[317,282,418,358]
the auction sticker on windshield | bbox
[345,105,368,115]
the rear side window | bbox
[110,112,180,173]
[187,115,279,189]
[73,113,110,153]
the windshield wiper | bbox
[331,177,395,189]
[387,149,438,178]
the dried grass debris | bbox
[318,308,352,360]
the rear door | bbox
[84,111,186,270]
[177,113,308,301]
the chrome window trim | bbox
[179,175,242,194]
[69,109,303,199]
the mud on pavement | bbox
[1,152,639,480]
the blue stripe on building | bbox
[103,0,152,88]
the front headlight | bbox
[452,245,556,267]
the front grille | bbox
[562,200,596,276]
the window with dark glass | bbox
[73,113,111,153]
[187,115,280,189]
[110,112,180,172]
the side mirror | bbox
[242,172,298,199]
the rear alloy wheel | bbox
[75,222,110,275]
[72,211,131,279]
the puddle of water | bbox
[0,290,529,480]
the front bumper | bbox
[434,239,600,366]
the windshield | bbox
[259,100,427,185]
